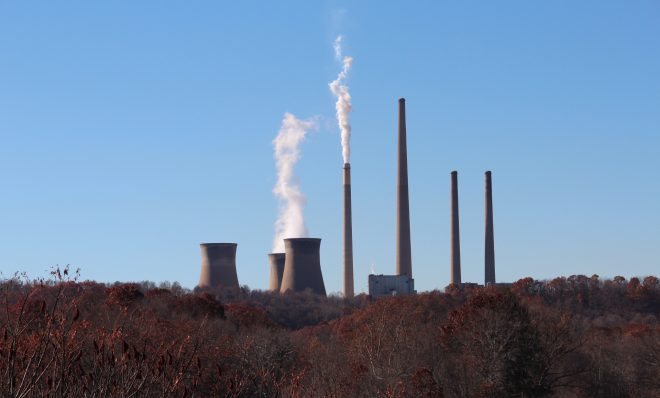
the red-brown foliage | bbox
[0,270,657,397]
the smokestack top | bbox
[200,243,237,248]
[451,170,457,175]
[398,97,406,103]
[485,170,492,175]
[343,163,350,169]
[268,252,285,257]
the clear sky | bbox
[1,1,658,293]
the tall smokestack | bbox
[198,243,239,289]
[450,171,461,284]
[280,238,326,296]
[484,171,496,284]
[396,98,413,277]
[268,253,285,292]
[343,163,354,297]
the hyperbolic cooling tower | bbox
[343,163,354,298]
[268,253,286,292]
[450,171,462,284]
[396,98,413,277]
[280,238,326,296]
[198,243,240,289]
[484,171,496,284]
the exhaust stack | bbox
[268,253,286,292]
[343,163,354,297]
[396,98,413,277]
[450,171,461,284]
[198,243,239,289]
[280,238,327,296]
[484,171,496,284]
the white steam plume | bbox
[272,113,317,252]
[329,35,353,164]
[333,35,343,58]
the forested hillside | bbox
[1,269,658,397]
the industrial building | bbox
[368,274,415,297]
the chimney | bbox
[268,253,285,292]
[450,171,461,284]
[198,243,239,289]
[280,238,327,296]
[396,98,413,277]
[484,171,496,284]
[343,163,354,297]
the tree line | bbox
[0,268,658,397]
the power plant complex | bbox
[198,98,499,296]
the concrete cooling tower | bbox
[268,253,286,292]
[280,238,326,296]
[198,243,240,289]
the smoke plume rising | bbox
[329,35,353,164]
[272,113,317,252]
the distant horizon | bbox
[3,264,656,296]
[1,2,658,292]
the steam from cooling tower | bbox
[272,113,317,252]
[329,35,353,164]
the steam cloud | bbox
[272,113,317,252]
[329,35,353,164]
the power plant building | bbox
[369,274,415,298]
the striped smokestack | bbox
[450,171,461,284]
[343,163,354,297]
[484,171,496,284]
[198,243,239,289]
[396,98,413,277]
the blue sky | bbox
[1,1,658,293]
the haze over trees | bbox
[0,268,658,397]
